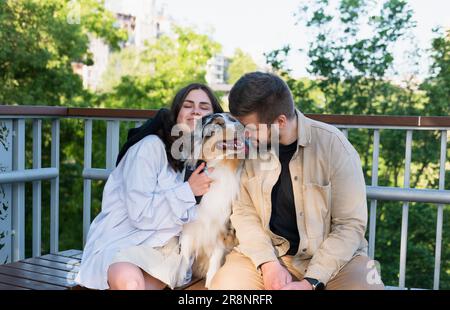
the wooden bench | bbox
[0,249,205,290]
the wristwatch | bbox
[304,277,325,290]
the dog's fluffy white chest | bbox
[183,166,240,246]
[179,164,241,288]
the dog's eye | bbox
[213,119,226,127]
[203,126,215,136]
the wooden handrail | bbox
[1,105,449,127]
[67,107,157,118]
[0,105,157,118]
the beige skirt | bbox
[110,237,191,289]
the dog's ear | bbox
[201,114,215,128]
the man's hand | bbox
[260,261,292,290]
[280,280,313,290]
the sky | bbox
[108,0,450,80]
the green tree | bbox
[100,26,221,109]
[1,2,221,257]
[59,25,221,254]
[0,0,127,106]
[269,0,418,114]
[421,29,450,116]
[0,0,126,257]
[266,0,449,289]
[227,49,258,84]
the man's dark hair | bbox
[228,72,295,124]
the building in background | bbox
[115,13,137,48]
[77,0,231,92]
[78,36,111,90]
[78,0,172,90]
[205,54,230,85]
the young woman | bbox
[75,83,223,290]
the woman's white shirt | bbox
[75,135,197,289]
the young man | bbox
[210,72,384,290]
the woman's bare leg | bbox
[108,262,165,290]
[108,262,145,290]
[142,269,167,290]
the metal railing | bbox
[0,105,449,290]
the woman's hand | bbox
[187,162,214,196]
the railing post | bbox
[50,119,60,254]
[368,129,380,259]
[32,119,42,257]
[83,119,92,246]
[433,130,447,290]
[12,119,25,261]
[0,119,13,264]
[106,120,120,170]
[399,130,413,289]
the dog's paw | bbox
[205,269,217,289]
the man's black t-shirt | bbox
[270,140,300,256]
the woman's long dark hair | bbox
[116,83,223,172]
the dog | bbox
[179,113,247,288]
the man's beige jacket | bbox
[231,109,368,284]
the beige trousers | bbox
[210,250,384,290]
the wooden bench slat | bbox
[0,282,30,290]
[71,253,83,259]
[0,249,207,290]
[57,249,83,258]
[4,262,74,279]
[0,265,77,289]
[0,273,67,290]
[22,257,80,272]
[40,254,81,265]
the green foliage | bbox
[100,26,221,109]
[421,29,450,116]
[266,0,450,289]
[0,0,125,257]
[1,0,448,290]
[227,49,258,84]
[0,2,220,259]
[0,0,127,106]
